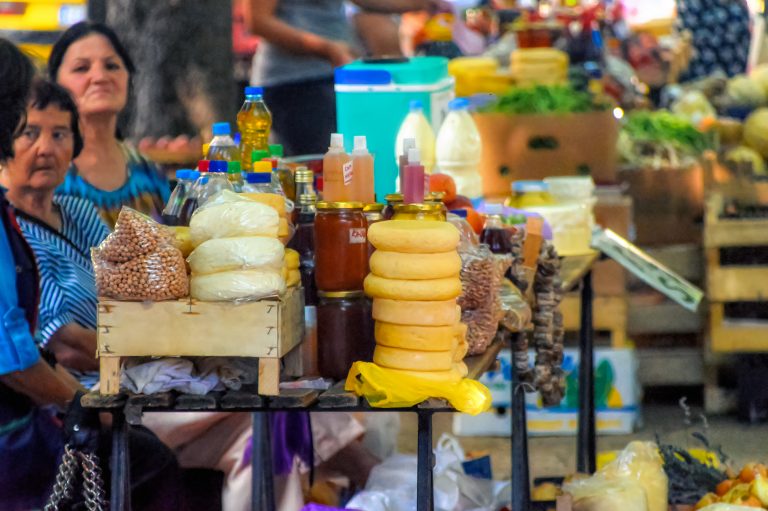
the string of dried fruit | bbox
[507,228,532,382]
[533,240,565,406]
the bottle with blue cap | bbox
[238,86,272,169]
[162,169,199,226]
[195,160,235,208]
[394,99,435,177]
[206,122,239,162]
[243,162,283,195]
[436,97,482,202]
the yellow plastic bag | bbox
[345,362,492,415]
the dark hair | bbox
[27,79,84,159]
[0,39,35,161]
[48,21,135,81]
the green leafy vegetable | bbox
[622,110,710,154]
[482,84,609,115]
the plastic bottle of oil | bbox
[237,86,272,169]
[322,133,352,202]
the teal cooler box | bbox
[335,57,454,199]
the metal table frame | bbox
[92,254,598,511]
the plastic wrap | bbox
[187,237,285,275]
[190,269,286,302]
[93,207,188,301]
[189,190,280,246]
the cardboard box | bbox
[618,165,704,246]
[593,190,633,296]
[474,110,619,198]
[453,348,640,436]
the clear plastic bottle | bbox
[322,133,352,202]
[195,160,234,207]
[436,98,483,201]
[237,86,271,168]
[206,122,239,162]
[270,144,295,202]
[351,135,375,204]
[395,100,436,174]
[251,149,270,170]
[227,161,244,193]
[243,161,284,195]
[162,169,198,226]
[403,148,425,205]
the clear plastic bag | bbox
[93,207,188,301]
[189,269,286,302]
[189,190,280,247]
[187,237,285,275]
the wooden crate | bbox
[705,193,768,352]
[560,294,628,348]
[97,287,305,395]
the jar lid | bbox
[385,193,403,203]
[363,203,384,212]
[512,180,549,193]
[318,290,365,299]
[295,167,313,183]
[425,191,445,202]
[298,193,317,204]
[316,201,364,210]
[394,203,443,214]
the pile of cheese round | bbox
[187,191,286,301]
[365,220,469,381]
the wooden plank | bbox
[627,293,704,335]
[99,356,121,395]
[258,358,281,396]
[560,252,600,292]
[270,388,319,408]
[705,195,768,248]
[126,392,174,409]
[82,391,127,409]
[633,244,703,284]
[97,287,303,358]
[636,348,703,386]
[560,294,627,347]
[710,303,768,352]
[175,392,219,411]
[220,385,263,409]
[708,266,768,301]
[465,338,505,380]
[317,381,360,408]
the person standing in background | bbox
[244,0,444,156]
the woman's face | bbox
[6,105,74,193]
[56,33,129,118]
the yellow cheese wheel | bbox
[284,248,300,270]
[367,220,459,254]
[287,269,300,287]
[375,322,456,351]
[373,345,453,371]
[454,322,468,362]
[365,274,462,301]
[387,362,468,382]
[278,217,290,238]
[241,192,287,218]
[369,250,461,280]
[372,298,458,326]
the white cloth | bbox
[121,357,260,395]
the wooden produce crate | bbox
[706,193,768,352]
[97,287,305,395]
[560,294,628,348]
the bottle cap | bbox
[209,160,228,173]
[245,86,263,96]
[269,144,284,157]
[353,135,367,151]
[227,161,241,174]
[198,160,210,173]
[295,167,314,183]
[512,180,549,193]
[298,193,317,204]
[202,143,209,157]
[175,169,190,180]
[402,138,416,156]
[253,161,272,173]
[450,208,468,218]
[407,147,421,165]
[485,203,504,216]
[189,170,200,180]
[251,149,270,163]
[212,122,230,136]
[262,157,277,169]
[246,172,271,184]
[330,133,344,149]
[409,100,423,112]
[448,98,470,111]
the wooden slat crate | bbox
[97,287,305,395]
[705,193,768,352]
[560,294,628,348]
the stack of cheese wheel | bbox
[284,248,300,288]
[365,220,469,381]
[187,191,286,301]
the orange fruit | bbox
[445,195,473,210]
[740,464,759,483]
[740,495,762,507]
[716,479,735,497]
[429,173,457,203]
[462,207,484,234]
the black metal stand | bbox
[576,271,596,474]
[511,356,531,511]
[416,410,434,511]
[110,409,130,511]
[252,412,276,511]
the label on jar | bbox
[349,228,367,244]
[343,161,353,186]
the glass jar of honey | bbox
[317,291,375,381]
[382,193,403,220]
[392,202,446,221]
[363,203,385,225]
[315,201,368,292]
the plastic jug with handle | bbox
[394,100,436,174]
[436,98,482,202]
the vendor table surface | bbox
[561,251,599,292]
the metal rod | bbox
[511,334,531,511]
[251,412,276,511]
[577,271,596,474]
[416,410,434,511]
[111,409,130,511]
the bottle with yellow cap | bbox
[243,161,284,195]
